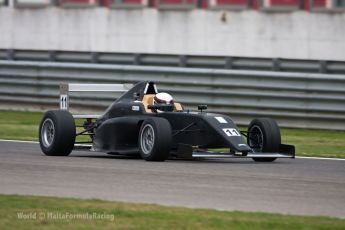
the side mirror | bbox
[198,105,207,112]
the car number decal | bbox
[60,95,68,110]
[222,128,241,137]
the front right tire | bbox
[138,118,172,161]
[247,118,281,162]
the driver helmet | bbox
[153,92,174,112]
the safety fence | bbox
[1,60,345,130]
[1,49,344,74]
[1,0,344,11]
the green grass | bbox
[0,110,90,143]
[281,128,345,158]
[0,110,42,141]
[0,110,344,158]
[0,194,344,230]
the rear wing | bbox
[60,83,133,119]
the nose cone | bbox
[204,114,252,152]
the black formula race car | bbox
[39,81,295,162]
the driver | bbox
[153,92,174,112]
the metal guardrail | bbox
[3,0,345,10]
[1,49,345,74]
[1,60,345,130]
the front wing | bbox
[174,144,295,159]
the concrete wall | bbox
[0,7,344,60]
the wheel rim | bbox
[140,124,155,155]
[248,125,263,152]
[41,118,55,148]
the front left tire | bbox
[138,117,172,161]
[39,110,76,156]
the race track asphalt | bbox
[0,140,344,218]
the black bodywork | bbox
[90,81,294,158]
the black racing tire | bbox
[247,118,281,162]
[39,110,76,156]
[138,117,172,161]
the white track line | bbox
[296,156,345,161]
[0,139,344,161]
[0,139,39,144]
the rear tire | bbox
[39,110,76,156]
[247,118,281,162]
[138,118,172,161]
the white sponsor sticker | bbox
[223,128,241,137]
[132,106,140,111]
[215,117,228,123]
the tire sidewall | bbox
[139,122,156,158]
[39,111,59,154]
